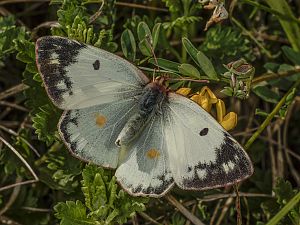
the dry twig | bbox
[165,194,205,225]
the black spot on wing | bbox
[37,37,86,105]
[182,133,253,189]
[93,59,100,70]
[199,128,209,136]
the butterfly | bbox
[35,36,253,197]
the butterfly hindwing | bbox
[36,36,149,109]
[164,93,253,190]
[58,98,139,168]
[115,114,174,197]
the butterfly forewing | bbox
[115,114,174,197]
[164,93,253,190]
[36,36,149,109]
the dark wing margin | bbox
[164,93,253,190]
[181,133,254,189]
[36,36,86,107]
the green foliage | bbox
[200,25,255,63]
[121,21,168,63]
[253,45,300,119]
[51,0,117,51]
[54,164,148,224]
[121,29,136,62]
[55,200,98,225]
[1,0,300,224]
[265,0,300,51]
[282,46,300,65]
[35,142,82,193]
[0,16,26,59]
[261,179,300,225]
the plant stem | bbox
[266,191,300,225]
[240,0,300,25]
[252,67,300,85]
[244,78,300,150]
[265,0,300,51]
[231,17,273,58]
[181,0,190,63]
[165,194,205,225]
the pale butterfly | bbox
[35,36,253,197]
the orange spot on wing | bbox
[95,114,107,127]
[146,148,160,159]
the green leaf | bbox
[152,23,161,50]
[121,29,136,61]
[81,165,109,215]
[200,25,255,62]
[196,51,218,80]
[15,39,37,67]
[51,1,117,49]
[37,143,82,193]
[266,192,300,225]
[137,22,153,56]
[266,0,300,51]
[138,38,152,56]
[31,104,61,145]
[282,46,300,65]
[178,63,201,78]
[274,179,297,206]
[182,37,200,67]
[149,58,180,73]
[264,62,280,72]
[137,21,152,42]
[255,108,270,117]
[54,201,98,225]
[0,16,26,58]
[220,87,234,97]
[252,86,280,104]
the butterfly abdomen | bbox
[115,83,166,147]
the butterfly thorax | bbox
[115,82,167,147]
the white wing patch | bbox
[164,93,253,190]
[36,36,149,109]
[58,98,138,168]
[115,115,174,197]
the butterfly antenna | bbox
[89,0,105,24]
[167,77,210,83]
[145,35,160,82]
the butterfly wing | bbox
[59,98,139,168]
[164,93,253,190]
[115,114,174,197]
[36,36,149,109]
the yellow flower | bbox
[190,86,218,112]
[176,88,192,96]
[216,99,237,131]
[177,86,238,131]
